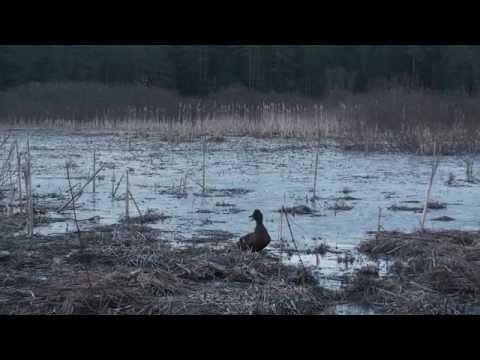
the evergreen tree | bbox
[1,45,480,97]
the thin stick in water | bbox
[125,170,129,221]
[421,142,440,231]
[92,150,96,193]
[111,167,116,198]
[112,172,124,198]
[376,207,382,239]
[66,161,92,289]
[202,136,206,194]
[57,165,105,212]
[65,162,81,235]
[24,136,33,239]
[16,141,22,211]
[128,190,143,218]
[282,206,307,276]
[312,149,319,200]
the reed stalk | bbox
[125,170,129,221]
[16,140,22,211]
[92,150,96,193]
[421,143,440,231]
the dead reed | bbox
[349,230,480,314]
[421,143,440,230]
[24,137,33,238]
[125,170,129,221]
[57,164,105,212]
[0,222,333,315]
[15,140,22,211]
[3,84,480,155]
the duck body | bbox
[238,209,271,252]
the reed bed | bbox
[2,83,480,154]
[345,230,480,314]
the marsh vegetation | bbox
[2,45,480,314]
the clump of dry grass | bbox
[120,209,170,224]
[309,242,330,255]
[278,205,314,215]
[432,216,455,222]
[388,201,447,213]
[347,230,480,314]
[426,201,447,210]
[0,223,335,315]
[446,172,456,186]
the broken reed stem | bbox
[66,161,92,290]
[24,136,33,238]
[16,140,22,212]
[65,162,81,235]
[376,207,382,239]
[125,170,129,221]
[111,167,116,197]
[0,142,15,186]
[421,142,440,231]
[57,165,105,212]
[313,105,322,200]
[7,157,14,216]
[202,136,206,194]
[23,166,29,234]
[278,201,284,278]
[282,206,307,276]
[464,159,474,182]
[112,173,124,198]
[128,190,143,218]
[313,148,319,200]
[182,174,188,194]
[92,150,96,193]
[7,181,16,217]
[27,137,33,237]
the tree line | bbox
[1,45,479,97]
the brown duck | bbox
[238,209,271,252]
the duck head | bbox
[249,209,263,223]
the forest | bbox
[0,45,479,97]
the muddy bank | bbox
[0,212,64,239]
[343,230,480,314]
[0,222,336,315]
[3,211,480,314]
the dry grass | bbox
[278,205,314,215]
[2,83,480,154]
[0,222,335,315]
[346,230,480,314]
[388,201,447,213]
[120,209,171,224]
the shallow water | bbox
[3,129,480,291]
[334,304,378,315]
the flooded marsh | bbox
[1,129,480,314]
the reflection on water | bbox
[21,131,479,245]
[335,304,377,315]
